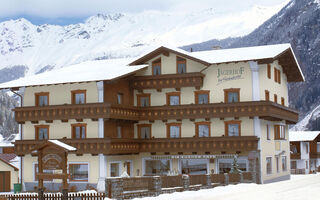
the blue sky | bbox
[0,0,290,25]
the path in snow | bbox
[135,174,320,200]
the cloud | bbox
[0,0,290,19]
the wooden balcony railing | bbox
[310,152,320,159]
[13,101,299,124]
[129,72,205,91]
[14,136,258,156]
[290,153,301,160]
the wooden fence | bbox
[123,176,153,192]
[161,175,183,188]
[0,193,105,200]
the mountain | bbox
[183,0,320,130]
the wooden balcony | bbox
[310,152,320,159]
[130,72,205,91]
[13,103,139,123]
[13,101,299,124]
[290,153,301,160]
[14,136,258,156]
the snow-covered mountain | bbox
[0,3,288,80]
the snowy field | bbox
[132,174,320,200]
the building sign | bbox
[42,153,63,170]
[217,67,245,85]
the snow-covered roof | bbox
[289,131,320,142]
[0,134,19,147]
[130,43,304,82]
[48,140,76,151]
[0,58,147,89]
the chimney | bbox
[212,46,222,50]
[190,48,193,52]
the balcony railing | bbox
[14,136,258,156]
[310,152,320,159]
[13,101,299,124]
[290,153,301,160]
[129,72,205,91]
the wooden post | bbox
[38,151,44,189]
[62,152,68,200]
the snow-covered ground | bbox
[130,174,320,200]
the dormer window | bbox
[71,90,86,104]
[152,58,161,75]
[35,92,49,106]
[177,57,186,74]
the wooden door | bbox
[0,171,10,192]
[126,162,131,176]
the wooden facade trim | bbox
[137,93,151,107]
[35,125,49,140]
[71,89,86,104]
[195,121,211,137]
[13,101,299,124]
[71,123,87,139]
[137,124,152,139]
[194,90,210,104]
[35,92,49,106]
[224,88,240,103]
[14,136,259,156]
[130,72,205,91]
[166,92,181,105]
[166,122,182,138]
[224,120,241,136]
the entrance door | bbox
[0,171,10,192]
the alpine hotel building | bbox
[0,44,304,191]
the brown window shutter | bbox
[267,64,271,79]
[278,70,281,84]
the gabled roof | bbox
[31,140,76,154]
[129,44,304,82]
[289,131,320,142]
[0,58,147,89]
[0,155,19,171]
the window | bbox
[69,163,88,181]
[181,159,208,175]
[145,159,170,175]
[265,90,270,101]
[35,92,49,106]
[138,124,151,139]
[110,163,120,177]
[195,122,210,137]
[117,93,123,104]
[71,90,86,104]
[317,143,320,152]
[225,120,241,136]
[274,68,281,84]
[137,93,150,107]
[34,164,54,181]
[291,161,297,169]
[166,92,180,105]
[224,88,240,103]
[117,126,122,138]
[218,159,248,174]
[274,125,285,140]
[274,94,278,104]
[71,124,86,139]
[177,56,186,73]
[152,58,161,75]
[281,97,285,106]
[195,90,209,104]
[266,124,270,140]
[282,156,287,171]
[266,157,272,174]
[35,125,49,140]
[306,160,308,169]
[267,64,271,79]
[276,157,279,173]
[167,123,181,138]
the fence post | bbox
[38,188,44,200]
[151,176,162,196]
[182,175,190,191]
[224,173,229,185]
[105,177,123,200]
[240,173,243,183]
[62,189,68,200]
[206,174,211,188]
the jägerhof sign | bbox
[217,67,245,85]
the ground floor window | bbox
[69,163,88,181]
[276,157,280,173]
[291,160,297,169]
[218,158,247,174]
[282,156,287,171]
[145,159,170,175]
[266,157,272,174]
[181,159,208,175]
[110,162,121,177]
